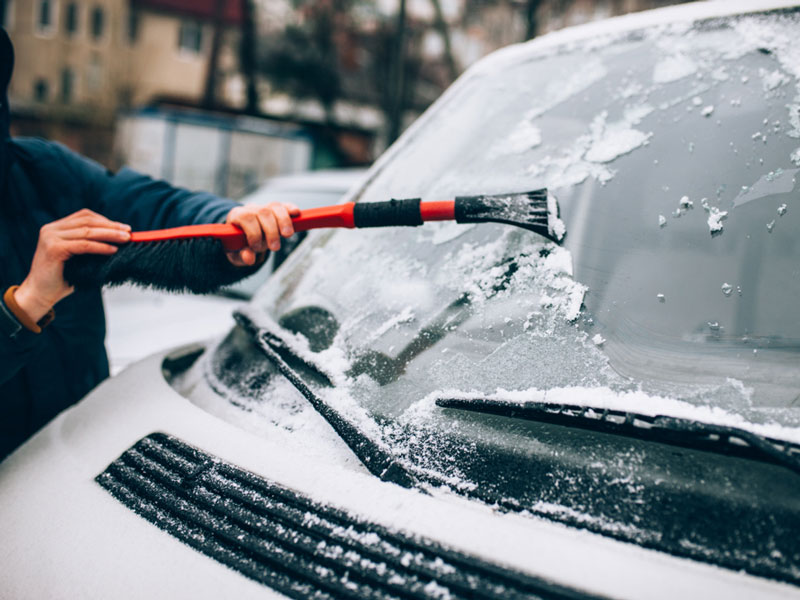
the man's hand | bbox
[225,202,300,267]
[14,209,131,322]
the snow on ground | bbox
[103,285,243,375]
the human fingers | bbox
[256,209,281,252]
[63,239,121,257]
[52,208,131,232]
[230,248,256,266]
[226,251,249,267]
[267,203,295,238]
[60,226,131,244]
[229,211,266,253]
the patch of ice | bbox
[733,168,798,208]
[489,119,542,158]
[618,81,643,99]
[592,334,606,347]
[710,66,729,82]
[584,108,653,164]
[586,128,652,163]
[445,233,586,324]
[523,58,608,121]
[705,206,728,235]
[372,307,416,339]
[429,221,475,245]
[658,215,667,228]
[778,203,788,216]
[653,53,697,84]
[701,105,714,117]
[759,67,790,92]
[532,104,653,187]
[790,147,800,165]
[734,16,800,137]
[679,196,693,209]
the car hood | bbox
[1,344,798,599]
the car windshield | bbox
[246,9,799,431]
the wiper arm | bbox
[233,310,417,488]
[436,396,800,476]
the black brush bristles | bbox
[454,189,565,243]
[63,237,262,293]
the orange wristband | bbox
[3,285,55,333]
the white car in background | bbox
[103,168,367,374]
[3,2,800,599]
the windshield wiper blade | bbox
[234,310,417,488]
[436,396,800,476]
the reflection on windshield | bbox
[256,12,800,426]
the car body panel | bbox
[1,344,799,600]
[3,2,800,598]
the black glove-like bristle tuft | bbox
[63,237,262,294]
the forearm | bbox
[96,168,237,230]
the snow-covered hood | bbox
[1,346,798,599]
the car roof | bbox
[473,0,800,76]
[253,168,367,194]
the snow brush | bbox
[64,189,565,294]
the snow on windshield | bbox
[208,8,800,449]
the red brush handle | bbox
[419,201,455,221]
[291,203,356,232]
[127,200,457,253]
[291,201,456,229]
[130,224,247,252]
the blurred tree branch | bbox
[202,0,226,108]
[430,0,458,82]
[525,0,542,40]
[240,0,259,114]
[386,0,407,145]
[258,1,341,124]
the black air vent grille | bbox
[96,433,591,600]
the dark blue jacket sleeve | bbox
[52,142,238,229]
[0,140,238,386]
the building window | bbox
[33,78,49,102]
[90,5,103,40]
[36,0,54,32]
[64,2,78,35]
[60,68,74,103]
[178,20,203,54]
[87,53,102,90]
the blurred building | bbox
[4,0,246,162]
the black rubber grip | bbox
[353,198,422,228]
[453,195,491,223]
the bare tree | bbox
[240,0,259,114]
[430,0,458,82]
[202,0,226,108]
[525,0,542,40]
[387,0,407,145]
